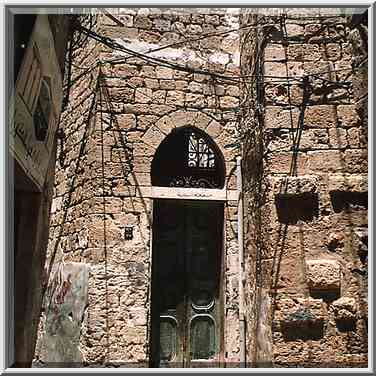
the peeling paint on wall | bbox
[36,262,88,365]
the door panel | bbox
[151,200,223,367]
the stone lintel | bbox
[137,186,238,201]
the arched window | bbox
[151,127,225,189]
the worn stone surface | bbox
[328,174,368,193]
[306,259,341,291]
[35,8,242,368]
[240,7,368,368]
[330,297,358,321]
[272,175,318,195]
[274,298,326,326]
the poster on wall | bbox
[9,14,63,192]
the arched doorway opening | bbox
[150,127,225,367]
[151,126,225,189]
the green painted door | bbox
[151,200,223,367]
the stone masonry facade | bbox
[240,8,368,367]
[34,7,368,368]
[35,8,242,366]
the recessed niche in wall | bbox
[336,318,357,332]
[275,193,319,224]
[330,191,368,213]
[310,289,341,302]
[281,309,325,341]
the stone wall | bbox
[240,8,368,367]
[34,14,103,366]
[35,9,243,366]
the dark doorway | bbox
[150,200,224,367]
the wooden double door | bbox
[151,200,224,367]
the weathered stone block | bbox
[136,115,158,130]
[205,119,223,139]
[304,105,337,128]
[347,128,361,148]
[328,127,348,148]
[153,18,171,32]
[220,96,239,108]
[155,66,173,79]
[132,141,156,157]
[303,61,334,78]
[344,149,368,174]
[274,297,326,327]
[329,297,358,321]
[264,62,286,78]
[148,104,174,116]
[188,81,203,93]
[307,150,344,172]
[175,80,188,91]
[159,79,175,90]
[166,90,185,106]
[141,125,166,148]
[138,30,161,44]
[321,43,341,61]
[192,111,212,130]
[328,174,367,193]
[272,175,319,195]
[337,105,361,128]
[205,14,220,25]
[285,23,304,39]
[187,24,203,34]
[133,15,152,29]
[135,88,153,104]
[264,44,285,61]
[144,78,159,89]
[288,44,321,61]
[221,35,238,54]
[267,152,309,174]
[140,65,156,78]
[264,106,300,129]
[185,93,206,107]
[169,110,197,129]
[152,90,166,104]
[160,32,180,45]
[306,259,341,291]
[125,78,143,91]
[304,23,325,39]
[226,85,240,97]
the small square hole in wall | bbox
[330,191,368,213]
[275,193,319,225]
[281,320,325,341]
[336,318,357,332]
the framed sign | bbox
[9,14,63,191]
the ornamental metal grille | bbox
[188,131,215,169]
